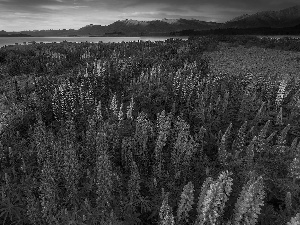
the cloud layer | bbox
[0,0,299,31]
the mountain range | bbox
[1,5,300,37]
[76,19,221,36]
[224,5,300,28]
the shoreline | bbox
[0,36,189,48]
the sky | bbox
[0,0,299,31]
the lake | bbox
[1,35,298,48]
[0,36,188,48]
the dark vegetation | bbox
[0,34,32,37]
[173,24,300,36]
[0,36,300,224]
[202,35,300,52]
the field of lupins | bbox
[1,36,300,224]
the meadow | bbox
[0,35,300,225]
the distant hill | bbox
[77,19,221,36]
[224,5,300,28]
[0,33,32,37]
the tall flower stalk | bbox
[275,78,288,109]
[287,213,300,225]
[39,157,59,223]
[160,191,175,225]
[233,174,265,225]
[134,112,153,173]
[177,181,195,223]
[95,129,113,219]
[232,121,247,160]
[172,117,196,179]
[289,141,300,182]
[218,123,233,166]
[128,160,141,207]
[154,110,171,179]
[196,170,233,225]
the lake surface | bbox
[0,36,188,48]
[1,35,298,48]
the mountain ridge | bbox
[76,18,221,36]
[2,5,300,36]
[224,5,300,28]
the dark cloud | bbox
[0,0,66,8]
[0,0,69,13]
[165,0,295,7]
[125,0,300,14]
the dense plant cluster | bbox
[0,36,300,224]
[206,35,300,52]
